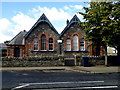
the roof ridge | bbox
[60,15,81,37]
[8,31,22,45]
[69,14,80,24]
[8,31,27,45]
[24,13,59,38]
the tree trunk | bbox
[104,46,108,66]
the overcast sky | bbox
[0,1,90,43]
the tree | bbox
[107,1,120,65]
[79,2,113,66]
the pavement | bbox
[68,66,120,73]
[1,66,120,74]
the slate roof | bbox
[24,13,59,38]
[60,15,81,37]
[8,30,27,45]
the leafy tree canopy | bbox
[79,1,120,52]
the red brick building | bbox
[24,14,60,56]
[7,30,27,57]
[6,14,104,57]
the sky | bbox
[0,1,90,43]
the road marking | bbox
[11,84,30,90]
[34,86,118,90]
[81,86,118,89]
[12,81,108,90]
[20,81,104,85]
[12,81,104,90]
[56,86,118,90]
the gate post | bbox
[74,55,77,66]
[58,55,64,66]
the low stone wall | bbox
[63,56,117,66]
[1,56,64,67]
[62,55,105,66]
[88,56,105,66]
[1,56,118,67]
[87,56,118,66]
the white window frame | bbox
[73,35,79,51]
[66,39,71,51]
[41,34,46,50]
[49,38,54,50]
[80,38,85,51]
[34,38,38,50]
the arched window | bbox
[34,38,38,50]
[80,38,84,50]
[73,35,79,51]
[41,34,46,50]
[66,39,71,51]
[49,38,54,50]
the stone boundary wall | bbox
[88,56,105,66]
[1,56,64,67]
[1,56,118,67]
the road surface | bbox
[2,70,120,90]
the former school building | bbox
[6,13,104,57]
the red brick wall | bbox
[89,41,104,56]
[25,32,58,56]
[7,46,25,57]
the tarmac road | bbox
[2,70,120,90]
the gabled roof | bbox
[60,15,81,37]
[8,30,27,45]
[24,13,59,38]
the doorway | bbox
[14,47,20,57]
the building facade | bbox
[60,15,90,57]
[24,14,60,56]
[6,13,104,57]
[6,30,27,57]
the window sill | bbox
[31,50,39,52]
[31,50,56,52]
[64,50,88,52]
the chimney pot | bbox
[67,19,69,25]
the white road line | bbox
[12,81,107,90]
[20,81,104,85]
[37,86,118,90]
[11,84,30,90]
[56,86,118,90]
[81,86,118,89]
